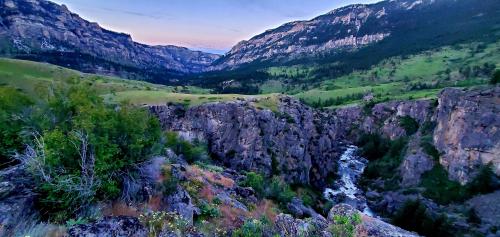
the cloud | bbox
[100,7,174,20]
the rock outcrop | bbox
[275,204,420,237]
[68,216,147,237]
[0,165,38,237]
[151,86,499,189]
[434,87,500,184]
[0,0,220,82]
[150,97,345,189]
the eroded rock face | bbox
[68,216,147,237]
[434,87,500,184]
[0,165,38,237]
[150,97,344,188]
[0,0,219,80]
[151,86,499,189]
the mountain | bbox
[210,0,500,71]
[0,0,220,83]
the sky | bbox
[51,0,380,54]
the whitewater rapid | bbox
[324,145,374,216]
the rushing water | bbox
[324,145,374,216]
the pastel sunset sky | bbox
[51,0,380,54]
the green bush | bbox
[490,70,500,84]
[232,217,274,237]
[267,176,295,206]
[399,116,419,135]
[241,172,265,197]
[466,164,498,195]
[362,136,408,181]
[0,87,33,167]
[420,135,440,161]
[199,202,221,219]
[165,131,207,164]
[328,213,362,237]
[160,166,179,196]
[20,84,162,221]
[358,133,390,161]
[393,199,453,237]
[420,166,468,204]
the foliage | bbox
[421,164,498,205]
[241,172,265,197]
[420,166,468,204]
[360,134,408,181]
[139,212,191,237]
[392,199,453,237]
[232,217,275,237]
[0,87,32,167]
[328,213,362,237]
[466,164,498,195]
[160,166,179,196]
[420,135,440,161]
[267,176,295,206]
[466,208,481,225]
[199,201,221,219]
[165,131,207,164]
[16,84,162,221]
[399,116,419,135]
[490,70,500,84]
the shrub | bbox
[241,172,265,197]
[399,116,419,135]
[199,202,221,219]
[0,87,33,167]
[358,133,390,161]
[420,166,468,204]
[466,164,498,195]
[328,213,362,237]
[392,199,453,237]
[361,136,408,181]
[232,217,274,237]
[165,131,207,164]
[160,166,179,196]
[267,176,295,206]
[17,84,162,221]
[490,70,500,84]
[420,135,440,161]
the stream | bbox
[324,145,374,216]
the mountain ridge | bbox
[0,0,220,83]
[210,0,499,72]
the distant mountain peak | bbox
[0,0,220,83]
[209,0,497,72]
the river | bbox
[323,145,374,216]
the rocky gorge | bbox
[148,85,499,236]
[0,86,498,236]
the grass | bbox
[289,41,499,106]
[0,58,282,110]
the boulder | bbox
[68,216,147,237]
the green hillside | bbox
[0,58,280,109]
[280,41,499,107]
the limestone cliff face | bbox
[150,86,499,187]
[0,0,219,80]
[434,87,500,184]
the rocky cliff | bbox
[434,87,500,184]
[0,0,220,82]
[150,86,499,189]
[210,0,499,71]
[150,97,345,189]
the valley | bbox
[0,0,499,236]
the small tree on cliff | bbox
[490,70,500,84]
